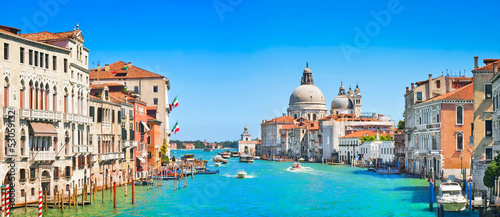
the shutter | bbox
[97,108,102,122]
[90,106,95,118]
[118,111,121,123]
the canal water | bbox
[12,149,478,216]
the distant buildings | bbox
[237,126,259,155]
[261,63,394,161]
[338,130,378,163]
[360,139,395,163]
[183,143,195,150]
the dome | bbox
[303,67,311,74]
[355,84,361,95]
[331,95,354,110]
[289,85,326,105]
[347,87,353,96]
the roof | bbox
[19,30,81,42]
[89,61,164,80]
[474,59,500,71]
[340,130,378,139]
[262,116,294,124]
[319,114,378,122]
[89,83,123,89]
[426,83,473,102]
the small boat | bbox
[237,170,247,179]
[214,162,222,167]
[203,147,213,152]
[222,159,228,164]
[221,151,231,159]
[298,158,305,161]
[213,155,224,162]
[290,162,301,170]
[231,152,240,157]
[254,156,261,160]
[196,170,220,175]
[239,154,254,163]
[437,180,467,212]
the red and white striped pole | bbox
[5,184,10,217]
[1,187,4,217]
[38,187,43,217]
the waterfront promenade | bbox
[10,150,478,217]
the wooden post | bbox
[55,191,58,209]
[68,188,71,208]
[44,189,47,212]
[102,175,104,203]
[113,182,116,208]
[110,177,113,201]
[24,190,27,211]
[132,172,135,204]
[75,186,77,210]
[60,190,63,213]
[89,182,92,205]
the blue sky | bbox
[3,0,500,142]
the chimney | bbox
[428,74,432,98]
[474,56,479,69]
[406,87,409,93]
[127,62,132,68]
[494,62,498,74]
[97,64,100,71]
[105,64,110,71]
[411,83,415,90]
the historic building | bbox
[279,118,320,160]
[331,83,362,117]
[0,24,92,205]
[260,116,295,155]
[237,126,259,156]
[472,57,498,191]
[89,61,170,157]
[404,74,473,179]
[360,139,395,163]
[287,64,328,121]
[338,130,377,164]
[394,130,405,168]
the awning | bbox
[137,157,145,163]
[29,122,57,137]
[140,121,150,133]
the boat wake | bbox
[286,166,314,173]
[222,174,256,179]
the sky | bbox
[2,0,500,142]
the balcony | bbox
[64,113,73,121]
[122,141,130,149]
[99,152,120,161]
[74,114,80,122]
[141,151,147,158]
[131,141,138,148]
[3,106,15,118]
[88,146,93,153]
[73,146,79,153]
[30,151,55,161]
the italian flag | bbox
[172,122,180,134]
[172,97,179,108]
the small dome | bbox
[355,84,361,95]
[303,67,311,74]
[244,126,248,131]
[289,85,326,105]
[347,87,353,96]
[331,95,354,110]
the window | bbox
[134,86,139,93]
[64,58,68,73]
[153,86,158,92]
[20,47,24,63]
[39,52,43,68]
[485,84,492,99]
[416,92,423,101]
[30,168,35,180]
[97,108,102,123]
[486,147,493,160]
[436,80,441,89]
[20,169,26,180]
[457,133,463,150]
[486,120,493,137]
[34,51,39,66]
[154,98,158,105]
[456,106,463,125]
[3,43,9,60]
[29,50,33,65]
[89,106,95,119]
[45,53,49,69]
[53,56,57,70]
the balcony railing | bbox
[64,113,73,121]
[3,106,15,117]
[30,151,55,161]
[123,141,131,148]
[131,141,138,147]
[99,152,120,161]
[141,151,147,158]
[88,146,93,153]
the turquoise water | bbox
[13,149,478,216]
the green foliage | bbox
[483,155,500,188]
[217,141,238,149]
[397,120,405,131]
[171,156,176,162]
[161,156,170,166]
[359,134,393,143]
[171,140,185,149]
[160,138,169,156]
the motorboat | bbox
[231,152,240,157]
[214,162,222,167]
[203,147,213,152]
[213,155,224,162]
[237,170,247,179]
[298,158,305,161]
[221,159,228,164]
[290,162,301,170]
[239,154,254,163]
[254,156,261,160]
[437,180,467,211]
[221,151,231,159]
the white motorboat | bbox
[239,154,254,163]
[254,156,261,160]
[290,162,301,170]
[237,170,247,179]
[214,162,222,167]
[437,180,467,211]
[298,158,305,161]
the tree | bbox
[397,120,405,131]
[160,138,169,157]
[483,161,498,189]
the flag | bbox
[172,96,179,108]
[169,104,172,111]
[172,122,180,134]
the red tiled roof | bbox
[263,116,294,124]
[427,83,473,102]
[340,130,378,139]
[89,83,123,89]
[474,59,500,71]
[19,30,81,42]
[89,61,164,80]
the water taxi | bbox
[239,154,254,163]
[221,151,231,159]
[437,180,467,211]
[231,152,240,157]
[237,170,247,179]
[214,162,222,167]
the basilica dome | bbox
[331,94,354,110]
[289,85,326,105]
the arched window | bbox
[4,77,9,106]
[436,80,441,89]
[294,114,297,119]
[456,106,463,125]
[313,114,317,121]
[457,133,463,150]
